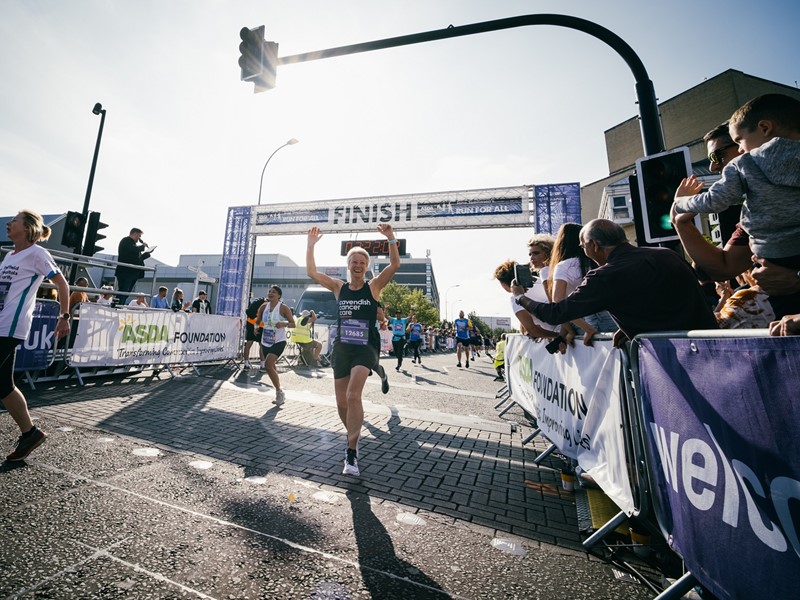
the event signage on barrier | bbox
[506,334,634,515]
[14,299,60,371]
[635,336,800,599]
[69,304,241,367]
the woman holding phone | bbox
[492,233,561,342]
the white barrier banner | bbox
[506,334,633,515]
[69,304,241,367]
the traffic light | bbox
[61,211,86,249]
[635,147,691,244]
[83,211,108,256]
[253,41,279,92]
[238,25,265,81]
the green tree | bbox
[467,311,491,337]
[380,281,439,325]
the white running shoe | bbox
[342,448,360,476]
[342,457,360,476]
[274,389,285,405]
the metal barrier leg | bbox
[497,399,517,417]
[22,371,36,391]
[533,442,557,464]
[522,428,541,445]
[494,396,511,410]
[582,510,627,549]
[653,572,698,600]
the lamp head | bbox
[92,103,103,115]
[286,138,299,145]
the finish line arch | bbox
[216,183,580,317]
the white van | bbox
[295,286,338,325]
[294,286,338,355]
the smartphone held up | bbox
[514,264,536,289]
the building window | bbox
[611,195,632,223]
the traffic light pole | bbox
[273,14,665,156]
[71,103,107,284]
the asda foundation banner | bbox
[69,303,240,367]
[506,334,633,515]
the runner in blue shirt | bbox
[389,309,409,371]
[453,310,471,368]
[406,315,424,365]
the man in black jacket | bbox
[115,228,152,294]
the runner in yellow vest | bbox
[293,310,323,367]
[493,333,506,381]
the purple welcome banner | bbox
[636,336,800,600]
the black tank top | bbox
[336,282,380,350]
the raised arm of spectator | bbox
[670,204,752,280]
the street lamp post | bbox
[257,138,299,205]
[444,284,461,322]
[251,138,299,300]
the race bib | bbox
[340,319,369,346]
[262,327,276,345]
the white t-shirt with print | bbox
[0,244,60,339]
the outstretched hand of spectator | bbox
[509,281,525,297]
[612,328,629,348]
[675,175,704,199]
[560,324,576,348]
[752,257,800,296]
[769,314,800,336]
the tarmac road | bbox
[0,349,656,599]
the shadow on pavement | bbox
[346,489,447,599]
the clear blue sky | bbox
[1,0,797,317]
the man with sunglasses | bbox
[671,122,800,315]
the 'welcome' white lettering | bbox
[649,421,798,556]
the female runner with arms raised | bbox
[306,224,400,476]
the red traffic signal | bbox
[239,26,265,81]
[83,211,108,256]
